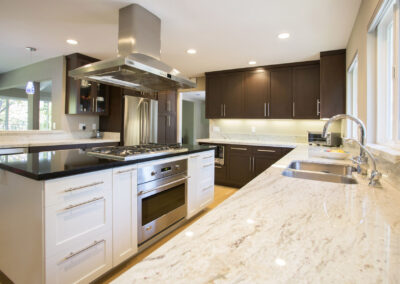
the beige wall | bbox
[346,0,380,143]
[0,56,99,132]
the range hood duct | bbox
[69,4,196,92]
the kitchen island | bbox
[0,145,215,284]
[113,144,400,283]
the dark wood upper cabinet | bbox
[243,69,270,118]
[158,90,177,144]
[292,64,320,119]
[270,68,293,118]
[221,72,244,118]
[320,49,346,118]
[205,75,224,118]
[65,53,109,116]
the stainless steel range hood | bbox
[69,4,196,92]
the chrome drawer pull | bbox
[116,168,136,174]
[64,181,104,193]
[215,165,222,169]
[190,155,200,158]
[63,197,104,211]
[59,239,105,264]
[203,163,214,168]
[257,149,276,153]
[202,155,213,159]
[231,147,247,151]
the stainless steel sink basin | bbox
[282,161,358,184]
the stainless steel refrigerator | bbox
[123,96,158,146]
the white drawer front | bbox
[45,189,112,258]
[45,170,112,208]
[200,151,214,166]
[46,230,112,284]
[199,184,214,209]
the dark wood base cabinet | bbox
[200,143,293,188]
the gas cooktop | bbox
[86,144,188,161]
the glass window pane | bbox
[40,100,52,130]
[8,99,28,130]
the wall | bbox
[210,119,341,142]
[346,0,380,143]
[0,56,99,132]
[181,100,209,145]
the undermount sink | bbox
[282,161,358,184]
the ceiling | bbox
[0,0,361,77]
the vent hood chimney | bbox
[69,4,196,92]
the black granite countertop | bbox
[0,145,214,180]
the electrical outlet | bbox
[92,123,97,130]
[79,123,86,131]
[251,126,256,133]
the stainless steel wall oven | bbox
[137,159,188,245]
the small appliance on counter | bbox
[308,131,342,147]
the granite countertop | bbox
[113,144,400,283]
[197,138,305,148]
[0,145,213,180]
[0,138,120,149]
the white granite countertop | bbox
[113,144,400,283]
[0,138,119,148]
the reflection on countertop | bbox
[113,144,400,283]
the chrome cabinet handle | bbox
[223,104,226,117]
[252,156,255,172]
[59,239,105,264]
[203,155,213,159]
[190,155,200,158]
[167,100,171,112]
[317,99,320,116]
[264,103,267,117]
[293,102,295,117]
[257,149,276,153]
[168,116,171,127]
[62,197,104,211]
[268,102,270,117]
[116,168,136,174]
[249,157,252,171]
[221,104,223,117]
[231,147,247,151]
[203,163,214,168]
[64,181,104,193]
[95,97,98,112]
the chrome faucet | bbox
[322,114,382,187]
[343,138,382,187]
[322,114,368,175]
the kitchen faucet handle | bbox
[369,170,382,188]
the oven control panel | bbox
[138,159,187,184]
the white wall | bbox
[0,56,99,132]
[346,0,380,143]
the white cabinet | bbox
[44,170,113,284]
[187,150,215,219]
[112,165,138,266]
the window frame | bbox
[346,54,359,139]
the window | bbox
[0,97,28,130]
[39,100,52,130]
[376,0,399,144]
[347,55,359,138]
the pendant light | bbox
[25,47,37,95]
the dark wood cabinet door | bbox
[320,50,346,118]
[244,69,270,118]
[227,153,253,187]
[215,164,227,185]
[157,115,166,144]
[158,90,177,115]
[205,75,223,118]
[165,114,177,144]
[222,72,244,118]
[292,64,320,119]
[270,68,293,118]
[253,156,278,177]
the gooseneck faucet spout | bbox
[322,114,367,158]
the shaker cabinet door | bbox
[270,68,293,118]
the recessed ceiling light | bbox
[278,33,290,39]
[248,61,257,65]
[67,39,78,45]
[187,49,197,54]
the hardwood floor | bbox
[94,185,238,283]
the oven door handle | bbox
[138,176,190,196]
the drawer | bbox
[200,163,214,181]
[45,188,112,258]
[200,171,214,190]
[228,145,252,155]
[46,230,112,284]
[199,184,214,208]
[253,146,282,157]
[199,151,214,165]
[45,170,112,208]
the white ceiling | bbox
[0,0,361,77]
